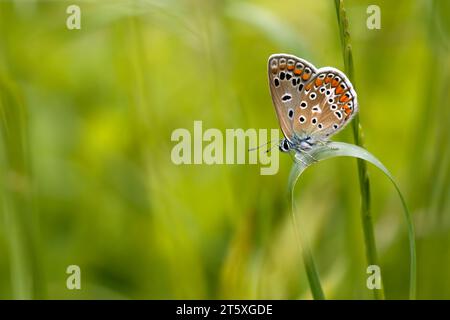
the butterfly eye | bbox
[333,124,339,129]
[299,116,306,123]
[291,78,296,87]
[335,111,343,119]
[285,73,292,80]
[283,139,290,150]
[319,74,326,79]
[298,83,304,92]
[300,101,307,109]
[318,123,323,129]
[312,118,317,125]
[309,93,317,100]
[328,98,334,103]
[331,104,338,110]
[280,72,286,80]
[281,94,292,102]
[320,87,326,93]
[326,90,331,96]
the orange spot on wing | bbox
[294,69,302,75]
[287,65,295,71]
[335,86,345,94]
[315,78,323,87]
[331,78,340,87]
[305,83,313,91]
[324,76,332,84]
[339,94,350,102]
[302,73,311,81]
[343,105,352,115]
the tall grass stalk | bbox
[334,0,384,299]
[289,189,325,300]
[0,76,45,299]
[334,0,416,299]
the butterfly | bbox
[268,54,358,153]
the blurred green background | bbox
[0,0,448,299]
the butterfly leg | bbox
[304,151,318,162]
[317,140,338,151]
[296,149,318,164]
[290,151,309,166]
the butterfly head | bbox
[279,136,314,153]
[279,138,291,152]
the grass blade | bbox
[0,75,45,299]
[333,0,386,299]
[289,142,416,299]
[288,163,325,300]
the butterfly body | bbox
[279,136,314,153]
[268,54,358,153]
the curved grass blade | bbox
[288,142,416,299]
[288,185,325,300]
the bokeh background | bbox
[0,0,448,299]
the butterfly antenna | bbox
[265,142,280,153]
[248,139,277,152]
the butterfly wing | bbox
[268,54,318,142]
[291,67,358,141]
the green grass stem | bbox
[334,0,416,299]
